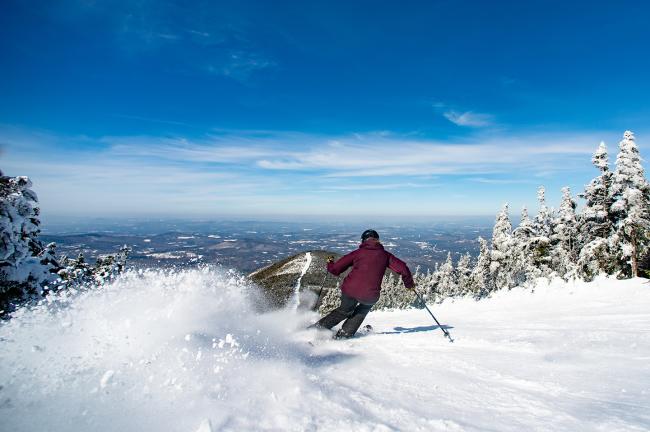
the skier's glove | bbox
[326,256,335,263]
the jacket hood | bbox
[359,239,384,250]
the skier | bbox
[312,229,415,339]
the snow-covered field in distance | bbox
[1,269,649,431]
[41,219,494,273]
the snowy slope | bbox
[1,268,649,431]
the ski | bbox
[307,324,374,346]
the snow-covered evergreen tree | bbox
[318,281,341,315]
[555,187,578,258]
[0,172,60,310]
[581,142,614,241]
[57,253,92,285]
[609,131,650,277]
[491,203,514,290]
[470,237,493,298]
[415,267,439,303]
[434,252,457,297]
[577,239,610,281]
[577,142,614,279]
[529,186,553,277]
[534,186,553,238]
[492,204,513,252]
[515,206,535,240]
[93,245,132,284]
[374,271,418,310]
[550,187,578,278]
[455,252,473,296]
[511,206,537,286]
[375,273,398,309]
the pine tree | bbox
[455,252,473,296]
[435,252,457,297]
[1,172,60,310]
[318,281,341,315]
[535,186,553,238]
[471,237,493,298]
[39,242,62,291]
[491,203,514,289]
[416,267,437,303]
[515,206,535,239]
[58,253,92,285]
[512,206,537,286]
[577,239,610,281]
[550,187,578,278]
[529,186,553,277]
[93,245,131,284]
[375,271,417,310]
[582,141,615,240]
[609,131,650,277]
[577,142,614,279]
[492,204,513,252]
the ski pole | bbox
[317,270,329,303]
[413,288,454,343]
[316,256,334,307]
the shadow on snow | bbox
[379,324,454,334]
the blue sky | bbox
[1,0,649,220]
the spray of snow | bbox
[290,252,312,310]
[2,269,650,431]
[0,266,324,431]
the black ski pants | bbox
[317,293,374,336]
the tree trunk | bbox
[631,231,638,277]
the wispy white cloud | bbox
[111,114,194,127]
[208,51,276,81]
[432,102,495,128]
[0,126,290,216]
[0,124,622,216]
[186,29,211,38]
[320,182,435,191]
[2,125,603,179]
[107,136,279,163]
[111,129,603,176]
[61,2,277,81]
[468,177,534,185]
[154,32,180,41]
[251,132,598,177]
[443,110,494,127]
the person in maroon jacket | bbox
[312,229,415,339]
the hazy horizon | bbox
[40,213,498,234]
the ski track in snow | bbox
[290,251,312,310]
[1,269,650,431]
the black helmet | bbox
[361,229,379,242]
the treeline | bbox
[320,131,649,314]
[435,131,649,297]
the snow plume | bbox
[0,266,330,432]
[3,267,650,430]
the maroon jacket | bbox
[327,239,415,304]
